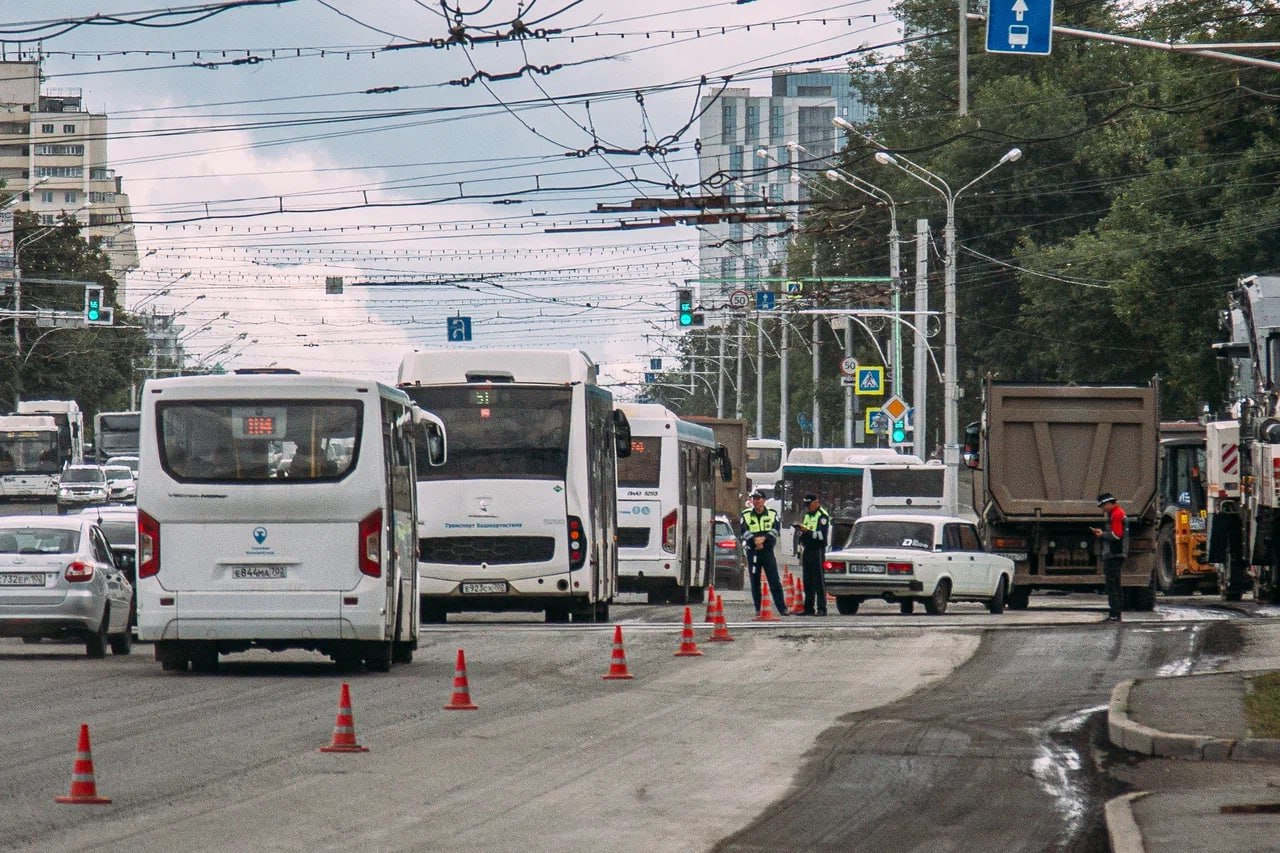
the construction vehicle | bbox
[967,381,1160,611]
[1155,421,1214,594]
[1205,274,1280,602]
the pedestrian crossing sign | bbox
[855,366,884,396]
[865,407,885,434]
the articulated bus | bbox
[615,403,730,604]
[136,370,445,673]
[398,349,631,624]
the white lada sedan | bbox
[822,514,1014,616]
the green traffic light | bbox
[891,421,906,443]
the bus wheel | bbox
[365,641,393,673]
[420,600,448,624]
[189,645,219,674]
[687,585,705,605]
[545,606,570,623]
[393,643,414,665]
[594,600,610,622]
[156,641,188,672]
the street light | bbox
[874,144,1023,512]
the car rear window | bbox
[848,520,935,551]
[0,528,80,554]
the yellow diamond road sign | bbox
[882,395,908,421]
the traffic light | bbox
[83,285,111,325]
[676,289,694,326]
[891,419,908,444]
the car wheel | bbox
[834,596,860,615]
[987,576,1007,614]
[109,626,133,656]
[899,599,915,615]
[924,580,950,615]
[86,607,109,659]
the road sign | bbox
[855,366,884,396]
[840,375,855,388]
[729,289,749,310]
[755,291,776,311]
[447,316,472,342]
[882,395,908,421]
[784,280,803,299]
[865,407,885,435]
[796,411,811,431]
[840,356,859,377]
[986,0,1053,55]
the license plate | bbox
[461,582,508,594]
[232,565,287,580]
[0,573,45,586]
[847,563,886,574]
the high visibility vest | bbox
[801,507,831,543]
[742,509,777,533]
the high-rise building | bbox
[0,60,138,297]
[696,69,865,298]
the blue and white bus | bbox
[398,349,631,623]
[136,370,445,672]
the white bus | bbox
[861,462,950,517]
[94,410,141,463]
[0,415,63,499]
[746,438,786,497]
[135,370,445,673]
[17,399,84,470]
[397,348,631,624]
[615,403,728,605]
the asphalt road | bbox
[0,590,1257,853]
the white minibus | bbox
[398,349,631,623]
[615,403,727,604]
[136,370,445,672]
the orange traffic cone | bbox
[55,724,111,804]
[793,575,807,615]
[675,606,704,657]
[704,584,718,624]
[602,624,634,679]
[784,572,798,613]
[709,593,735,642]
[444,649,479,710]
[320,682,369,752]
[754,573,781,622]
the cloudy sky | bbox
[8,0,900,388]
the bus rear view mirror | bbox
[613,409,632,458]
[415,411,448,467]
[717,444,733,483]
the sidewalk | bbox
[1105,669,1280,852]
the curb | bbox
[1107,677,1280,762]
[1104,791,1149,853]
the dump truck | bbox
[967,381,1160,610]
[686,416,748,520]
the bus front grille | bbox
[420,536,557,565]
[617,527,650,548]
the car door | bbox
[942,523,981,596]
[958,524,997,595]
[89,526,129,634]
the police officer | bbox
[1090,492,1128,622]
[740,490,787,615]
[794,492,831,616]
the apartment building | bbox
[696,69,865,297]
[0,60,138,295]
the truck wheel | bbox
[1155,525,1176,593]
[1007,586,1031,610]
[1125,571,1158,612]
[834,596,860,615]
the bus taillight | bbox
[138,510,160,578]
[567,516,586,570]
[662,510,677,553]
[359,509,382,578]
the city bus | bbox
[746,438,786,497]
[397,348,631,623]
[94,410,141,463]
[775,448,921,575]
[615,403,729,605]
[135,370,445,673]
[0,415,63,500]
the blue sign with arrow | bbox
[447,316,472,342]
[755,291,776,311]
[986,0,1053,56]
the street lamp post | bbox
[873,146,1023,513]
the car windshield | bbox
[61,468,104,484]
[103,467,132,482]
[714,520,734,539]
[0,527,80,554]
[848,520,936,551]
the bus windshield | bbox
[403,385,571,481]
[747,446,783,475]
[157,401,361,482]
[0,431,60,474]
[617,436,662,488]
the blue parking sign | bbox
[986,0,1053,56]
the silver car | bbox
[0,516,134,657]
[102,465,136,504]
[56,464,109,512]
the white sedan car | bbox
[822,514,1014,615]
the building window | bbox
[744,258,759,282]
[745,105,759,141]
[729,223,743,243]
[38,214,55,225]
[35,144,84,156]
[721,103,736,144]
[770,183,781,202]
[64,191,76,204]
[729,145,743,175]
[770,104,785,141]
[63,124,76,134]
[89,191,115,203]
[720,256,735,282]
[797,85,833,97]
[40,191,53,203]
[41,124,54,134]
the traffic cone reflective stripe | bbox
[55,724,111,804]
[793,575,806,615]
[784,572,799,614]
[754,572,780,622]
[704,584,717,624]
[602,624,634,679]
[444,648,479,710]
[709,593,735,642]
[320,682,369,752]
[675,606,704,657]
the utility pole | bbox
[755,317,764,437]
[811,316,821,447]
[843,314,854,446]
[779,316,789,449]
[735,315,745,420]
[913,219,929,461]
[716,323,726,418]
